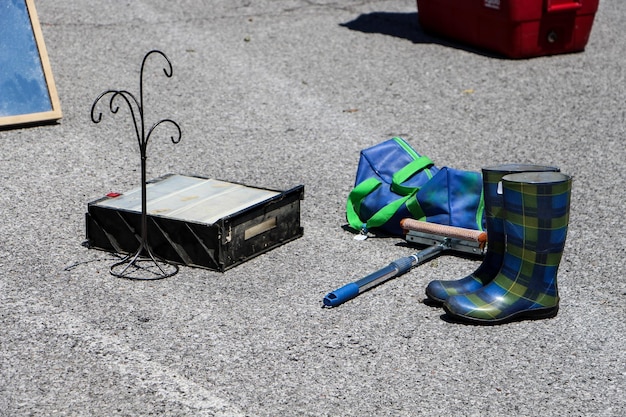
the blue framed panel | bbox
[0,0,62,127]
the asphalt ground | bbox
[1,1,625,416]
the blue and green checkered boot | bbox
[443,171,571,324]
[425,164,559,303]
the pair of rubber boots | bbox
[425,164,571,324]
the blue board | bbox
[0,0,61,127]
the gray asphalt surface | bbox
[1,1,625,416]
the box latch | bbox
[546,0,582,13]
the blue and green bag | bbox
[346,137,485,237]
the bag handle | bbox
[346,155,434,233]
[346,178,416,232]
[391,155,434,195]
[346,178,381,232]
[546,0,581,13]
[405,193,426,222]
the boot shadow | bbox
[422,297,443,308]
[439,308,559,326]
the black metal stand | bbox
[90,50,182,280]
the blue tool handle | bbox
[322,243,449,308]
[323,256,416,307]
[323,283,360,307]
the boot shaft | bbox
[502,171,571,258]
[482,164,560,222]
[499,171,572,297]
[480,164,560,267]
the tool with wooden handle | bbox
[322,219,487,307]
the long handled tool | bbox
[323,219,487,307]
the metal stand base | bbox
[110,242,178,280]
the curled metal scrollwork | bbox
[90,50,182,280]
[91,50,181,152]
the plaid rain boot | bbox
[425,164,559,303]
[443,171,571,324]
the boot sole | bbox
[442,305,559,325]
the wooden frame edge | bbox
[0,0,62,128]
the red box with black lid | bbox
[416,0,599,58]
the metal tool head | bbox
[401,218,487,256]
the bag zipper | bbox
[393,137,420,160]
[393,137,434,179]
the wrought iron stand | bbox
[90,50,182,280]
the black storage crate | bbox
[85,174,304,271]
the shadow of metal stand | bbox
[90,50,182,280]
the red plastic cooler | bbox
[416,0,599,58]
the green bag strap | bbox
[405,193,426,222]
[346,178,414,233]
[475,186,486,231]
[391,156,434,195]
[364,194,413,230]
[345,152,433,233]
[346,178,382,231]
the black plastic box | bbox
[85,174,304,271]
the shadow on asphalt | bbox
[340,11,502,59]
